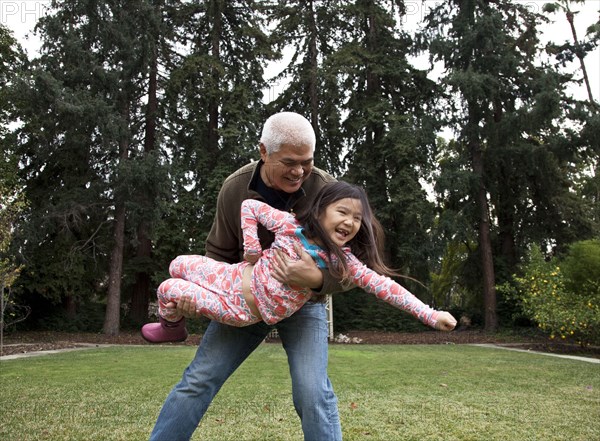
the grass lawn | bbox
[0,343,598,441]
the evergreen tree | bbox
[543,0,599,108]
[161,0,276,255]
[421,0,598,329]
[1,25,29,336]
[543,0,600,239]
[268,0,347,175]
[128,0,177,325]
[334,0,439,288]
[419,0,519,329]
[12,0,166,334]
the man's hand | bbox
[434,311,457,332]
[271,243,323,289]
[165,296,202,319]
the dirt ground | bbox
[2,329,598,359]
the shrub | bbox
[506,245,600,346]
[560,240,600,294]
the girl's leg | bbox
[153,255,216,322]
[143,273,258,343]
[143,256,258,343]
[157,277,259,327]
[169,255,223,285]
[142,279,193,343]
[156,278,193,322]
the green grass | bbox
[1,344,598,440]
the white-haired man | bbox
[149,112,345,441]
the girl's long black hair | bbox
[296,181,399,282]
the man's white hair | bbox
[260,112,316,154]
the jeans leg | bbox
[276,302,342,441]
[149,320,269,441]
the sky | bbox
[2,0,599,103]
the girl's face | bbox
[318,198,363,247]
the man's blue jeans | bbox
[149,302,342,440]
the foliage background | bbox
[1,0,598,335]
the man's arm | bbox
[271,245,351,294]
[205,183,242,264]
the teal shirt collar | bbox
[294,228,328,269]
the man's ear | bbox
[259,142,268,161]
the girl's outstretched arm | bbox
[345,254,456,330]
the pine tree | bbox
[333,0,439,287]
[161,0,276,254]
[421,0,597,329]
[13,0,166,335]
[1,25,29,340]
[268,0,347,175]
[543,0,599,107]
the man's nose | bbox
[289,164,304,175]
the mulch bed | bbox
[1,330,598,359]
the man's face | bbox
[260,142,314,193]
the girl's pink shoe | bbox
[141,317,188,343]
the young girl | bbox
[142,182,457,343]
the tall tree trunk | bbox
[130,43,158,324]
[307,0,319,141]
[470,140,498,331]
[64,294,77,320]
[103,102,130,336]
[498,206,517,270]
[131,224,152,323]
[208,0,221,152]
[565,7,596,106]
[493,100,517,273]
[103,199,126,336]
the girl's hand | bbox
[434,311,457,332]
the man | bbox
[149,112,345,440]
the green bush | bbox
[560,240,600,294]
[504,244,600,346]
